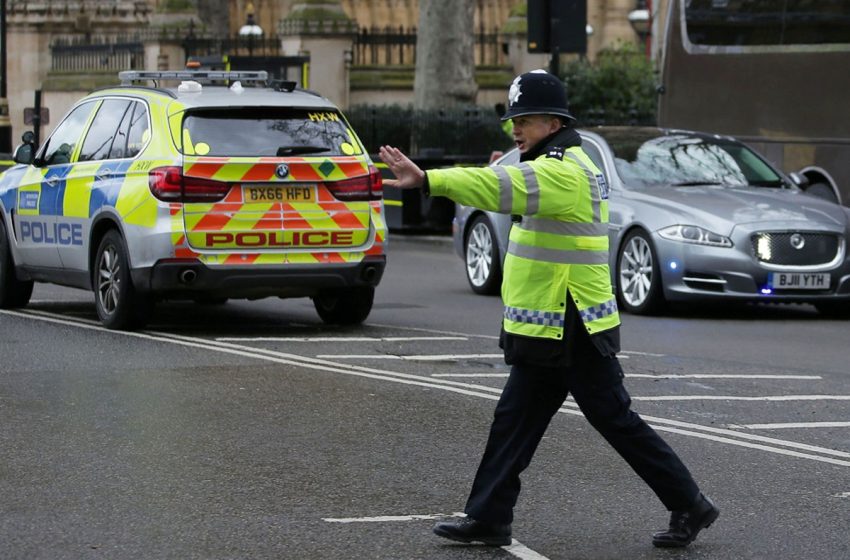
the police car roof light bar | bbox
[119,70,269,86]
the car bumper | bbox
[131,255,386,299]
[654,237,850,303]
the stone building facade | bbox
[5,0,657,143]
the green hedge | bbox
[345,104,513,157]
[346,44,658,157]
[562,42,657,126]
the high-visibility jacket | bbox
[427,145,620,341]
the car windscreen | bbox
[599,129,784,189]
[180,107,363,157]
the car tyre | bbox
[465,215,502,295]
[313,286,374,325]
[195,296,228,305]
[616,229,666,315]
[803,183,839,204]
[0,218,34,308]
[814,301,850,319]
[94,230,153,330]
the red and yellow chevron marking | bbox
[166,155,386,263]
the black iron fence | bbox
[353,27,505,66]
[183,36,282,59]
[50,40,144,72]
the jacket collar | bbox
[520,127,582,162]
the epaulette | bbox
[546,146,565,160]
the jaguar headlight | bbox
[658,225,733,247]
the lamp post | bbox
[628,0,651,59]
[0,0,11,154]
[239,2,264,58]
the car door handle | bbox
[44,176,60,187]
[95,171,114,181]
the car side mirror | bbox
[13,143,34,165]
[789,172,809,188]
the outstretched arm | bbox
[378,145,426,189]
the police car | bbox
[0,71,386,329]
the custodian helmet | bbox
[501,69,575,122]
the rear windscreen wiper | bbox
[276,145,330,156]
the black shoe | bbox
[433,517,512,546]
[652,493,720,548]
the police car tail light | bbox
[325,166,382,201]
[149,166,230,203]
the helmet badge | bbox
[275,163,290,179]
[508,75,523,106]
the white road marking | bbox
[433,373,509,378]
[215,336,467,342]
[434,373,823,380]
[504,539,553,560]
[834,492,850,498]
[366,322,500,340]
[322,512,550,560]
[618,350,665,357]
[627,374,822,380]
[729,422,850,430]
[635,395,850,402]
[323,513,461,523]
[316,353,504,361]
[4,309,849,469]
[434,372,823,380]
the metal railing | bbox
[353,26,506,66]
[183,35,283,58]
[50,40,144,72]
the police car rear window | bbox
[181,108,362,157]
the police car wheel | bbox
[0,218,34,308]
[312,286,374,325]
[94,230,153,330]
[616,229,666,315]
[465,215,502,295]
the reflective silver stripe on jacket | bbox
[504,305,566,328]
[508,240,609,265]
[519,216,608,237]
[579,298,618,323]
[492,165,513,213]
[564,152,602,223]
[515,162,540,215]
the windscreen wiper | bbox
[748,179,784,187]
[671,181,724,186]
[276,145,330,156]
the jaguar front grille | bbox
[751,232,839,266]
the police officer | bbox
[379,70,719,549]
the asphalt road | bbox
[1,236,849,560]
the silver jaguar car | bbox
[453,127,850,317]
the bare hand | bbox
[378,145,426,189]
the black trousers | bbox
[464,355,700,524]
